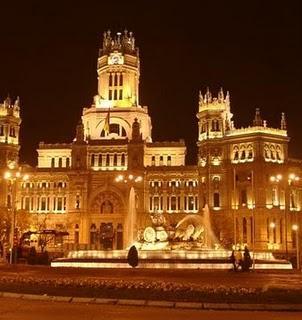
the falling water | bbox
[125,186,136,248]
[203,204,219,248]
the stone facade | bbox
[1,31,301,253]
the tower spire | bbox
[253,108,263,126]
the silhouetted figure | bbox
[242,246,252,272]
[230,250,236,271]
[235,249,243,271]
[127,245,138,268]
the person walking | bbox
[242,246,252,271]
[230,249,236,271]
[235,248,242,271]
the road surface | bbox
[0,298,301,320]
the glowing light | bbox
[4,171,11,179]
[270,176,276,182]
[269,222,276,229]
[128,174,133,180]
[22,174,29,181]
[276,174,282,181]
[292,224,299,231]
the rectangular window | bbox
[171,196,177,211]
[149,196,153,211]
[213,192,220,208]
[119,89,123,100]
[41,197,46,211]
[188,196,194,211]
[114,89,117,100]
[57,197,63,211]
[109,90,112,100]
[241,189,247,206]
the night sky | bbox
[0,1,301,166]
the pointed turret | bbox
[218,87,224,102]
[253,108,263,126]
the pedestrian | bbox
[235,248,242,271]
[230,249,236,271]
[242,246,252,272]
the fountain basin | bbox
[51,249,292,270]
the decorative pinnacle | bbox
[101,29,136,56]
[281,112,287,130]
[253,108,264,127]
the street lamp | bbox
[115,174,143,248]
[3,164,29,264]
[292,224,300,270]
[270,173,300,258]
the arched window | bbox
[264,145,269,159]
[121,127,127,136]
[119,74,123,86]
[66,158,70,168]
[74,224,79,245]
[101,200,113,214]
[109,123,119,134]
[159,156,163,166]
[151,156,155,166]
[233,147,239,161]
[241,150,246,160]
[51,158,55,168]
[270,147,275,160]
[241,189,247,206]
[114,73,118,86]
[106,154,110,167]
[90,224,97,245]
[91,154,95,167]
[58,158,62,168]
[247,146,253,159]
[109,73,113,86]
[243,218,247,243]
[167,156,171,166]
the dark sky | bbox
[0,1,301,165]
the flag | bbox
[103,108,110,135]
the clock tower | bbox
[81,30,152,141]
[95,30,140,109]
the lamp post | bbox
[270,173,300,258]
[3,164,29,264]
[115,174,143,248]
[292,224,300,270]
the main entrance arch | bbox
[88,190,126,249]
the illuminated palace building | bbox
[1,30,301,253]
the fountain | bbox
[51,204,293,270]
[124,186,136,248]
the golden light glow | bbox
[292,224,299,231]
[4,171,11,179]
[269,222,276,229]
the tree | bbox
[0,207,30,245]
[127,245,139,268]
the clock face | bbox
[108,54,123,65]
